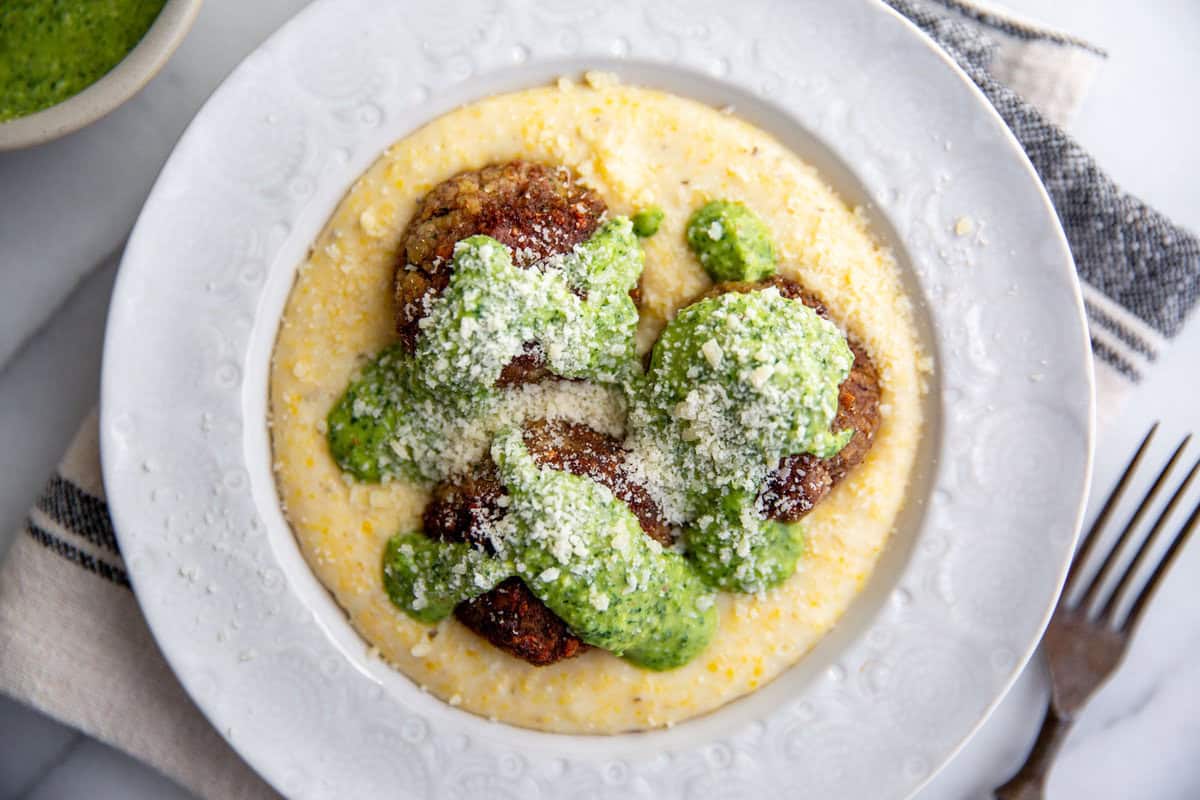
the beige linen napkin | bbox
[7,4,1195,799]
[0,411,278,799]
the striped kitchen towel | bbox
[0,3,1197,799]
[889,0,1200,409]
[0,411,278,800]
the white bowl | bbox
[0,0,203,151]
[100,0,1094,796]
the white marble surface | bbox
[1,1,1199,797]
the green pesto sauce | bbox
[416,221,642,395]
[383,429,718,670]
[631,206,664,237]
[0,0,166,122]
[685,200,777,282]
[333,199,855,667]
[685,491,803,593]
[383,533,512,624]
[327,218,642,483]
[628,288,853,592]
[326,344,423,482]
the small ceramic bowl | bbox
[0,0,203,151]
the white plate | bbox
[100,1,1094,797]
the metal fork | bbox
[994,424,1200,800]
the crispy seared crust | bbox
[423,464,506,550]
[453,577,587,666]
[394,161,607,370]
[704,276,883,522]
[522,419,674,547]
[827,340,882,482]
[700,274,829,315]
[494,343,553,388]
[423,419,673,666]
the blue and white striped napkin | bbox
[890,0,1198,418]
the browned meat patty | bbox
[494,343,553,388]
[702,276,883,521]
[453,577,586,665]
[423,418,672,666]
[521,419,674,547]
[394,161,608,386]
[423,463,506,551]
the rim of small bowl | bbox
[0,0,204,151]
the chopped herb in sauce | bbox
[1,0,166,122]
[631,206,665,237]
[685,491,804,593]
[627,288,853,592]
[327,218,642,483]
[685,200,777,282]
[383,533,512,624]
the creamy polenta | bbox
[270,74,924,733]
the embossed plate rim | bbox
[100,0,1095,797]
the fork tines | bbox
[1062,424,1200,633]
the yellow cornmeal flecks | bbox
[269,77,925,734]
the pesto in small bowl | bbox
[0,0,167,122]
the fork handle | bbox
[994,704,1074,800]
